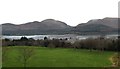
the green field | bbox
[2,46,115,67]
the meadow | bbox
[2,46,115,67]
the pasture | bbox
[2,46,115,67]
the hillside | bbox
[87,17,118,28]
[2,18,119,35]
[74,18,119,35]
[2,19,72,35]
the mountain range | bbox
[1,17,119,35]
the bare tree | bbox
[48,43,55,48]
[17,46,35,67]
[85,38,95,51]
[73,41,81,49]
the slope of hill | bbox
[87,17,118,28]
[2,19,72,35]
[75,24,114,32]
[2,18,119,35]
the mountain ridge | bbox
[2,18,119,35]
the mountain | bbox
[18,19,71,30]
[2,18,119,35]
[87,17,118,28]
[2,23,19,31]
[74,18,119,35]
[2,19,72,35]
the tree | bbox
[48,43,55,48]
[63,42,72,48]
[96,39,105,51]
[19,37,29,46]
[17,46,35,67]
[85,38,95,51]
[73,41,81,49]
[43,40,49,47]
[20,37,28,41]
[44,37,48,40]
[2,39,12,46]
[4,38,10,41]
[27,38,35,46]
[51,39,59,47]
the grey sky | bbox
[0,0,119,26]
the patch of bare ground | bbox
[109,53,119,67]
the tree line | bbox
[2,36,120,51]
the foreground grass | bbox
[2,46,115,67]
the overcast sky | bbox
[0,0,119,26]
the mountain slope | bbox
[75,24,115,32]
[74,18,119,35]
[2,18,119,35]
[87,17,119,28]
[2,19,72,35]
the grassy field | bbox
[2,46,115,67]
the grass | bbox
[2,46,115,67]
